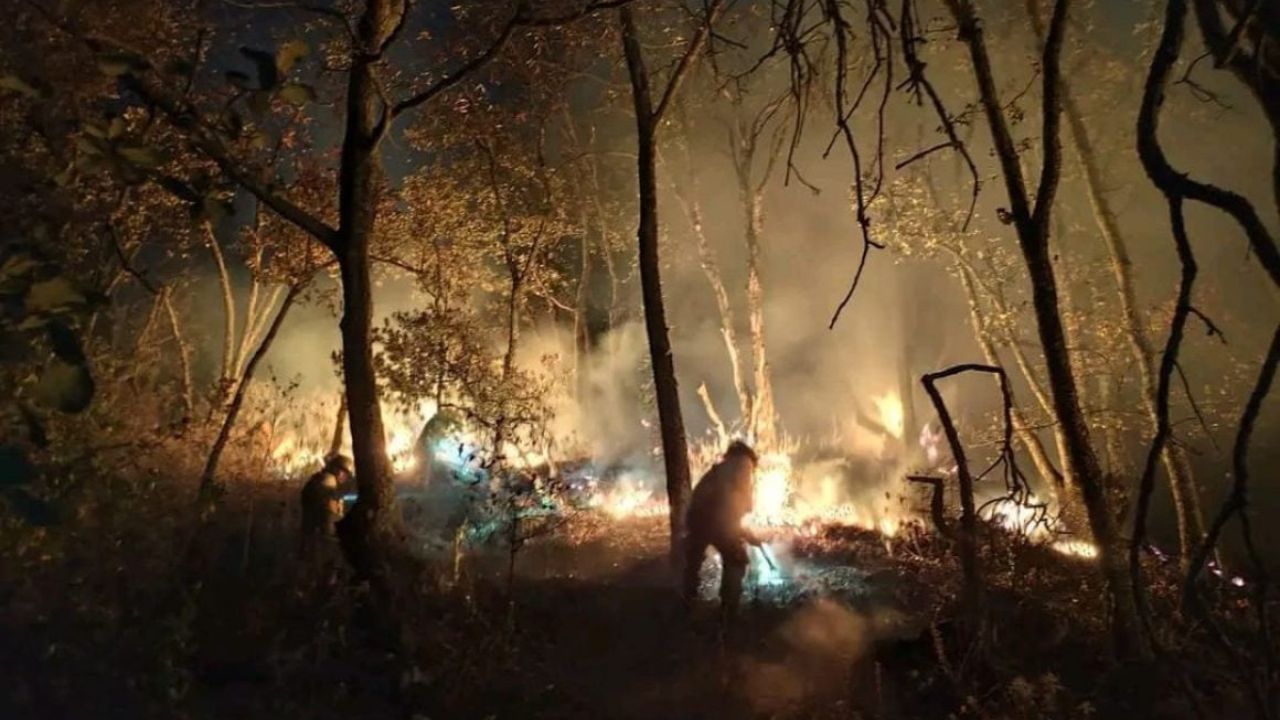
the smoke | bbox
[514,320,656,468]
[737,598,901,715]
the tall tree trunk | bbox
[200,284,301,496]
[984,271,1076,489]
[330,391,348,457]
[944,0,1145,658]
[741,182,776,449]
[574,209,593,404]
[333,0,403,580]
[1026,0,1205,566]
[620,4,715,559]
[162,287,194,420]
[955,260,1065,493]
[205,220,237,406]
[677,191,752,426]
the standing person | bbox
[299,453,354,560]
[682,440,764,618]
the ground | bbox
[1,490,1242,720]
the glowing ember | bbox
[1051,540,1099,559]
[588,474,665,519]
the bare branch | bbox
[391,1,639,120]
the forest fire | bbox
[265,390,1098,562]
[6,0,1276,716]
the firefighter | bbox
[299,453,354,558]
[682,440,764,618]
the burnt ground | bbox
[4,496,1242,720]
[395,515,943,720]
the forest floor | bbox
[2,485,1250,720]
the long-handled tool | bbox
[755,542,778,571]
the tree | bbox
[941,0,1147,657]
[619,0,724,558]
[24,0,633,581]
[1025,0,1207,568]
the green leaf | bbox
[107,117,127,139]
[97,51,150,77]
[26,276,86,313]
[238,46,279,90]
[0,74,39,98]
[249,130,272,150]
[117,144,163,169]
[0,445,36,487]
[35,358,94,413]
[276,39,310,75]
[277,82,316,107]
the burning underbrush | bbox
[262,389,1105,576]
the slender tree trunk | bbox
[333,0,403,580]
[741,182,776,449]
[945,0,1145,657]
[236,271,260,376]
[678,193,752,425]
[955,261,1065,493]
[330,391,347,457]
[205,220,238,405]
[1027,0,1205,565]
[984,273,1076,489]
[504,273,523,382]
[620,5,700,559]
[574,213,592,404]
[200,285,301,495]
[162,287,194,420]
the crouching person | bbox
[682,440,763,619]
[300,453,354,564]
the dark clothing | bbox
[300,470,342,557]
[682,454,758,615]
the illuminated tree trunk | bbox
[676,191,752,427]
[1026,0,1205,564]
[944,0,1145,657]
[162,287,194,420]
[200,284,301,495]
[205,220,237,408]
[333,0,402,581]
[329,391,347,457]
[955,261,1065,494]
[1076,122,1205,560]
[727,100,781,449]
[574,207,592,403]
[741,183,776,449]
